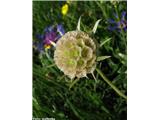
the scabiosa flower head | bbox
[107,11,127,32]
[35,24,65,52]
[54,31,96,79]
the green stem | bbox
[96,1,108,18]
[96,68,127,100]
[66,99,84,120]
[92,72,98,83]
[115,6,127,47]
[92,72,98,91]
[69,78,80,90]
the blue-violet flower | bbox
[107,11,127,32]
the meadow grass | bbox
[33,1,127,120]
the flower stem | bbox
[115,6,127,47]
[96,68,127,100]
[69,78,80,90]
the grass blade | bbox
[96,68,127,100]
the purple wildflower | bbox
[34,24,65,52]
[107,11,127,32]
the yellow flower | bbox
[44,44,51,49]
[61,3,69,16]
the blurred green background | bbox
[33,1,127,120]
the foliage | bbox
[33,1,127,120]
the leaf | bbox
[92,19,101,34]
[77,16,81,31]
[69,78,80,90]
[33,97,41,110]
[100,38,112,47]
[97,56,111,61]
[96,68,127,100]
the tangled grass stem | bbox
[69,78,80,90]
[96,68,127,100]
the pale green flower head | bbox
[54,31,96,79]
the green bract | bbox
[54,31,96,79]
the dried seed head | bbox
[54,31,96,79]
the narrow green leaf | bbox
[77,16,81,31]
[46,64,55,68]
[92,19,101,34]
[33,97,41,110]
[97,56,111,62]
[96,68,127,100]
[66,99,83,120]
[69,78,80,90]
[100,38,112,47]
